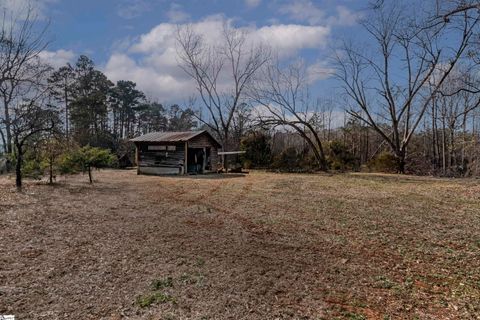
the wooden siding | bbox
[134,132,221,175]
[139,166,180,175]
[137,142,185,174]
[188,133,219,171]
[210,147,218,171]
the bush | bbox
[367,151,398,173]
[272,147,298,171]
[327,140,359,171]
[22,158,46,179]
[60,146,117,183]
[240,132,271,168]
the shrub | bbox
[271,147,300,171]
[327,140,359,171]
[367,151,398,173]
[60,146,117,183]
[151,277,174,290]
[22,158,46,179]
[240,132,272,168]
[136,292,174,308]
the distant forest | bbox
[2,1,480,191]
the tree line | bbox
[1,1,480,191]
[0,7,197,190]
[176,0,480,176]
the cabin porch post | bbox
[135,143,140,175]
[184,142,188,175]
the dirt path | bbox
[0,170,479,319]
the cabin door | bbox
[187,148,205,174]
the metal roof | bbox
[130,130,221,147]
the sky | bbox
[0,0,369,104]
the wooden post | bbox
[223,153,227,173]
[202,147,206,173]
[184,142,188,175]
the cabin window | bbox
[148,145,166,151]
[148,145,176,151]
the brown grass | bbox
[0,170,479,319]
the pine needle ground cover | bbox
[1,170,479,319]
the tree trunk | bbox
[472,111,477,175]
[449,125,455,169]
[49,156,54,184]
[294,127,327,171]
[364,128,369,165]
[15,143,23,191]
[64,83,69,140]
[88,165,93,183]
[120,110,125,139]
[441,117,447,175]
[431,99,438,170]
[221,129,229,172]
[395,149,406,174]
[112,109,117,139]
[461,111,467,171]
[4,100,12,154]
[0,128,7,154]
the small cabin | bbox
[131,130,221,175]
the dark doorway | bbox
[187,148,205,174]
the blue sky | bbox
[1,0,368,103]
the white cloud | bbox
[130,15,329,56]
[279,0,326,25]
[166,3,190,23]
[306,61,334,83]
[328,6,362,26]
[105,15,331,102]
[245,0,261,8]
[105,53,194,101]
[278,0,360,27]
[117,0,150,19]
[250,24,330,57]
[39,49,75,68]
[0,0,57,20]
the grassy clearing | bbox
[0,170,479,319]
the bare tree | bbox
[250,61,328,170]
[10,63,58,191]
[431,67,480,175]
[0,6,49,154]
[12,100,57,191]
[176,24,269,151]
[335,1,479,173]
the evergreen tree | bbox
[110,80,145,139]
[48,64,76,139]
[69,56,114,147]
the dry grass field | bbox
[0,170,479,319]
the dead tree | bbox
[335,1,479,173]
[433,68,480,175]
[250,61,328,170]
[11,97,57,191]
[5,50,56,191]
[0,6,49,154]
[176,24,269,151]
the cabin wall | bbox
[134,132,221,175]
[136,142,185,175]
[188,134,219,172]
